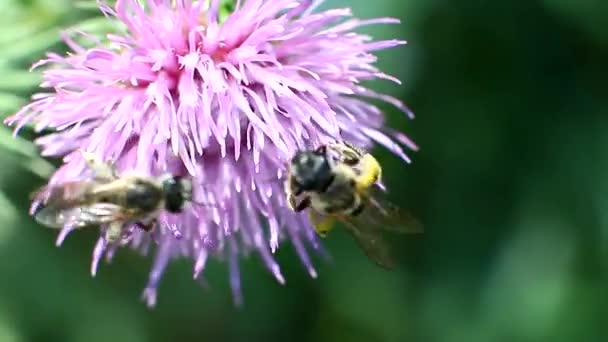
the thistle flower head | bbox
[5,0,417,307]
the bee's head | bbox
[162,176,192,213]
[289,150,334,193]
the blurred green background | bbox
[1,0,607,341]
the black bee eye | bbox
[163,176,185,213]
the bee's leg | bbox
[135,218,157,232]
[341,140,354,149]
[286,194,296,210]
[343,140,365,155]
[104,222,123,244]
[293,196,312,212]
[79,150,118,181]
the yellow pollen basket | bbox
[312,214,336,237]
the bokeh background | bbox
[0,0,607,341]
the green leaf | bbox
[73,0,103,10]
[0,28,61,61]
[219,0,237,23]
[0,92,25,114]
[0,70,42,92]
[0,126,54,178]
[0,191,18,228]
[70,16,123,38]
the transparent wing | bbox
[306,206,397,269]
[356,186,424,234]
[32,178,133,214]
[30,181,97,208]
[335,187,422,269]
[34,203,125,229]
[341,218,397,270]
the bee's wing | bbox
[305,204,398,269]
[341,218,397,270]
[358,186,424,234]
[34,203,125,229]
[30,181,98,208]
[332,187,422,269]
[306,206,397,269]
[85,178,131,200]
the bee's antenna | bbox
[190,200,215,209]
[186,194,223,210]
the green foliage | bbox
[219,0,236,23]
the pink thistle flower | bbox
[5,0,417,307]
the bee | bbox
[285,141,423,269]
[32,150,193,244]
